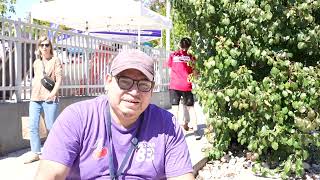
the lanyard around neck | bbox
[106,104,142,180]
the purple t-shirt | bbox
[42,95,193,179]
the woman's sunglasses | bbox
[40,43,50,48]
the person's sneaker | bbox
[194,130,202,140]
[22,152,40,164]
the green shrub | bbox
[172,0,320,178]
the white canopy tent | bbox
[54,29,161,49]
[89,30,162,43]
[31,0,172,45]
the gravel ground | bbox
[195,147,320,180]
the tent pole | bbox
[160,29,163,47]
[166,0,171,51]
[137,0,142,48]
[138,26,141,46]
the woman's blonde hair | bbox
[36,35,53,58]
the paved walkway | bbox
[0,103,208,179]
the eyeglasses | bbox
[40,43,50,48]
[114,76,154,92]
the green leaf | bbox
[221,17,230,25]
[302,150,309,160]
[270,67,280,76]
[217,92,224,98]
[225,89,235,97]
[248,143,253,151]
[293,141,301,148]
[287,138,293,146]
[281,107,289,114]
[264,113,271,120]
[230,72,237,79]
[204,58,215,68]
[232,101,239,108]
[240,138,246,145]
[282,90,288,97]
[228,121,234,129]
[288,111,294,117]
[230,59,237,67]
[271,142,278,150]
[297,42,306,49]
[268,135,274,142]
[284,160,292,173]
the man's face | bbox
[106,69,153,124]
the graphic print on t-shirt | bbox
[135,142,155,162]
[172,55,191,63]
[92,138,108,159]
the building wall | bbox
[0,92,170,155]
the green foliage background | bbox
[172,0,320,178]
[0,0,16,17]
[149,0,189,49]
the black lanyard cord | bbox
[106,104,143,180]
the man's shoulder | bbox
[147,104,170,114]
[143,104,180,137]
[67,95,108,112]
[58,96,108,128]
[146,104,174,123]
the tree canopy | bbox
[0,0,16,17]
[172,0,320,178]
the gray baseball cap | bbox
[110,49,154,81]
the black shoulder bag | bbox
[41,60,55,91]
[106,104,143,180]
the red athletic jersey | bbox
[167,49,195,91]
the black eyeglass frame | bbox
[114,75,154,92]
[40,43,50,48]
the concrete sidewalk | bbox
[0,103,208,179]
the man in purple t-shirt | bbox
[35,49,194,179]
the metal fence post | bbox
[84,35,90,95]
[14,19,22,102]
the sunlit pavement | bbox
[0,148,39,180]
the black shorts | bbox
[170,89,194,106]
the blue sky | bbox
[12,0,40,20]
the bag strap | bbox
[106,103,142,180]
[41,60,47,76]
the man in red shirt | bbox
[167,37,201,140]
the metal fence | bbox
[0,18,170,103]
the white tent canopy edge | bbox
[31,0,172,45]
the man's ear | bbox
[105,74,112,91]
[105,74,112,83]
